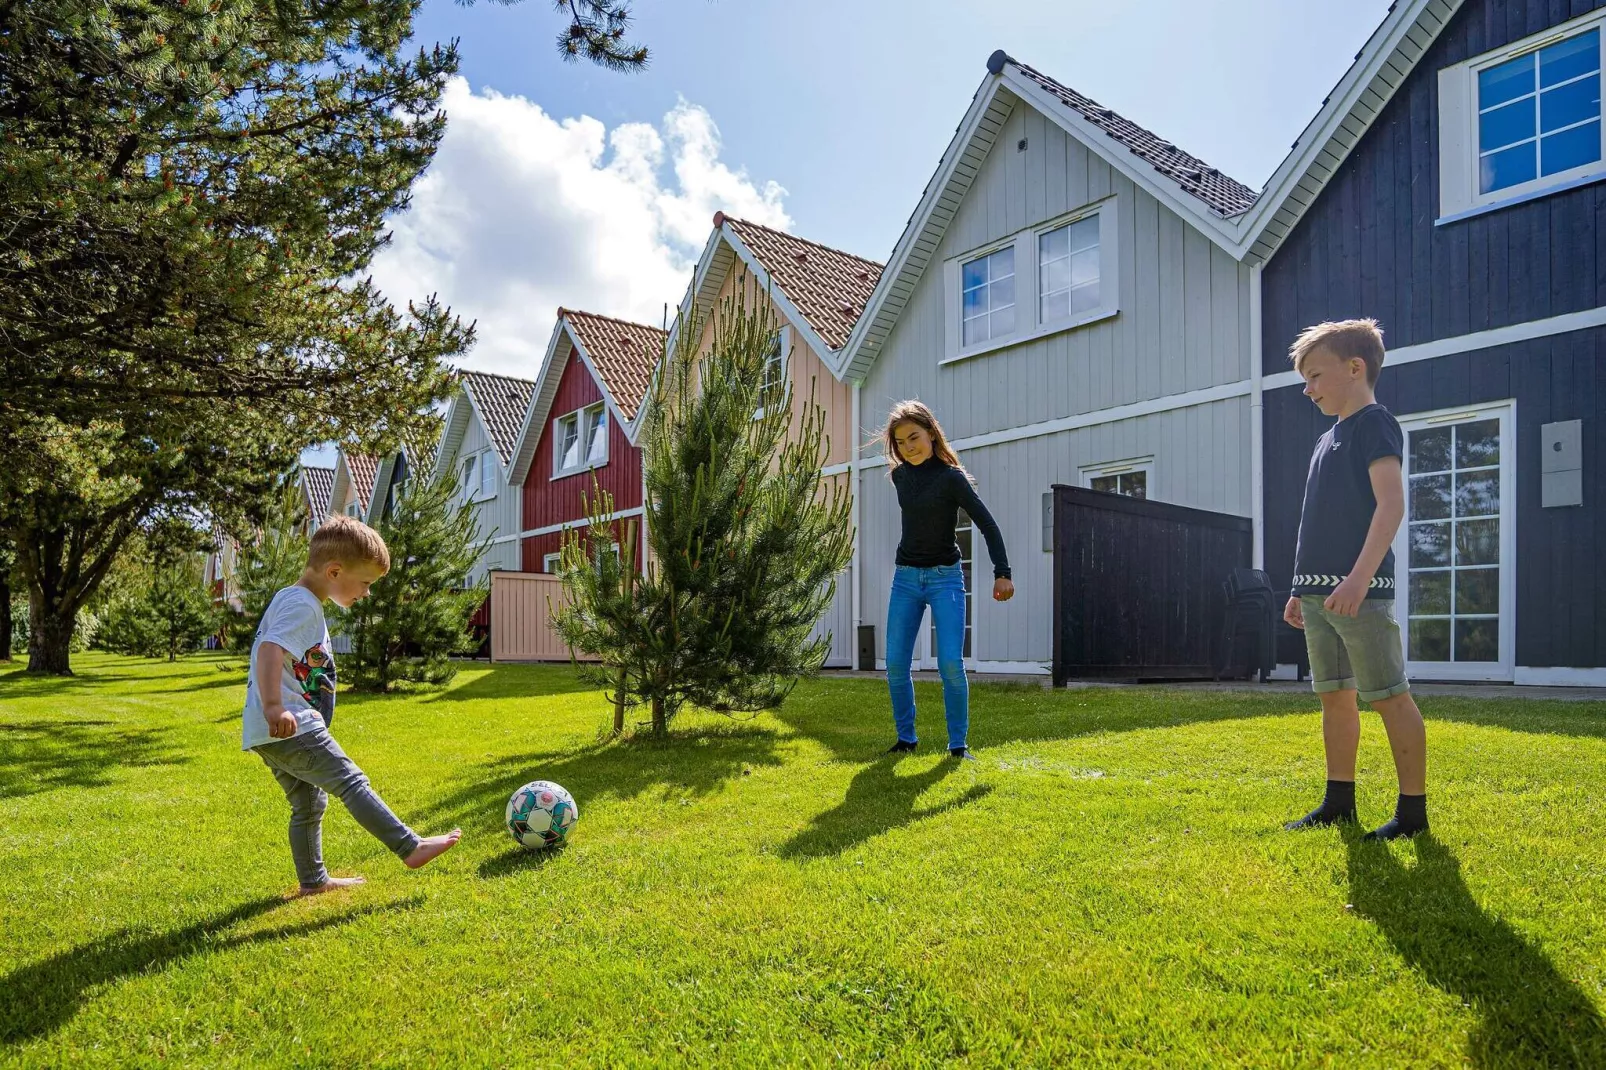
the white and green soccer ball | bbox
[505,780,578,850]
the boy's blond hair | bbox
[1290,318,1386,385]
[308,515,390,572]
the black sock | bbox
[1284,779,1358,830]
[1364,793,1429,841]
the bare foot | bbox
[296,875,366,897]
[404,829,462,869]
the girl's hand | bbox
[992,577,1014,602]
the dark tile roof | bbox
[718,215,884,350]
[301,465,335,521]
[460,370,537,465]
[560,310,666,422]
[1008,59,1259,217]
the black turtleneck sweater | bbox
[890,458,1011,579]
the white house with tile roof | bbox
[299,465,335,534]
[662,214,884,667]
[329,452,379,523]
[835,51,1264,673]
[434,370,539,585]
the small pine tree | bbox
[334,451,490,692]
[227,481,311,651]
[97,554,215,661]
[554,289,855,735]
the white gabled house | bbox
[433,370,538,585]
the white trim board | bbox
[1263,306,1606,392]
[859,379,1253,468]
[1513,667,1606,687]
[489,505,646,546]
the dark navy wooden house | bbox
[1262,0,1605,685]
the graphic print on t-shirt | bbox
[291,644,336,720]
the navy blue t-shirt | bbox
[1292,403,1404,599]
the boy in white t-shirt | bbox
[244,515,460,895]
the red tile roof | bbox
[716,215,883,351]
[560,309,666,422]
[1008,59,1259,217]
[459,370,537,465]
[345,453,377,511]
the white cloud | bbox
[367,78,791,379]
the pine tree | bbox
[333,450,490,693]
[554,289,855,735]
[227,480,311,652]
[97,553,215,661]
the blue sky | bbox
[306,0,1394,470]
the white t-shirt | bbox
[242,585,336,750]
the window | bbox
[460,455,478,503]
[1440,13,1605,220]
[542,552,562,574]
[961,247,1016,347]
[346,500,362,517]
[755,328,790,419]
[554,403,608,477]
[1081,457,1153,500]
[944,200,1118,363]
[479,451,497,498]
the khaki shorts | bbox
[1300,595,1411,703]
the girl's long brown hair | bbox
[881,400,972,483]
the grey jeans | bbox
[255,726,420,888]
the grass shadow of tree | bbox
[0,720,188,799]
[416,721,786,839]
[777,756,993,860]
[479,842,568,879]
[1345,833,1606,1068]
[0,894,422,1045]
[780,678,1312,764]
[422,662,600,703]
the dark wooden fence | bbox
[1051,485,1252,685]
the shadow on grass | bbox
[777,756,993,860]
[1416,697,1606,743]
[0,894,422,1045]
[417,721,785,837]
[0,720,188,799]
[423,662,599,703]
[479,843,567,879]
[779,679,1311,764]
[1346,834,1606,1068]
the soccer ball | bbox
[505,780,578,850]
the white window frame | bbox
[542,551,562,574]
[479,451,498,501]
[459,453,479,504]
[754,326,791,420]
[552,402,609,479]
[1392,400,1517,682]
[942,198,1119,365]
[1438,10,1606,223]
[1079,455,1155,500]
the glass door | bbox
[1394,404,1515,681]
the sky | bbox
[306,0,1394,468]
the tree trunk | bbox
[651,693,666,736]
[26,592,74,675]
[0,571,12,662]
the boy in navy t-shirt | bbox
[1282,319,1428,841]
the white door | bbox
[918,512,976,670]
[1393,402,1516,681]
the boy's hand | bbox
[266,708,297,739]
[1283,596,1304,630]
[1324,575,1368,618]
[993,577,1014,602]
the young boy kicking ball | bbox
[1283,319,1429,841]
[243,515,461,894]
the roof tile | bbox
[301,465,335,521]
[717,216,883,350]
[459,370,537,464]
[560,310,666,422]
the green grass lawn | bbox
[3,652,1605,1068]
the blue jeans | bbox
[885,564,969,749]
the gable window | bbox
[554,402,608,477]
[961,247,1016,347]
[944,199,1118,364]
[1440,12,1605,221]
[754,327,791,419]
[1081,456,1153,500]
[460,454,478,503]
[479,451,497,499]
